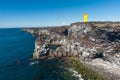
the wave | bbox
[67,68,84,80]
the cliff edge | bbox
[23,22,120,80]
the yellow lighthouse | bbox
[83,13,88,22]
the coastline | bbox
[23,22,120,80]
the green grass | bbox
[62,57,108,80]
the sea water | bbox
[0,28,77,80]
[0,28,37,80]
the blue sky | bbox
[0,0,120,27]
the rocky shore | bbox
[23,22,120,80]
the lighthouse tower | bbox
[83,13,88,22]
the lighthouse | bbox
[83,13,88,22]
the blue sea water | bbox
[0,28,37,80]
[0,28,74,80]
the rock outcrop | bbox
[23,22,120,80]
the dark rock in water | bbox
[23,22,120,80]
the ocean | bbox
[0,28,77,80]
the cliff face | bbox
[23,22,120,80]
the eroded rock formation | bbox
[23,22,120,80]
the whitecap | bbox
[67,68,84,80]
[30,61,39,66]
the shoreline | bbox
[23,22,120,80]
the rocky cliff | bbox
[23,22,120,80]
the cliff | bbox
[23,22,120,80]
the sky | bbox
[0,0,120,27]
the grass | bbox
[61,57,108,80]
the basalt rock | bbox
[23,22,120,80]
